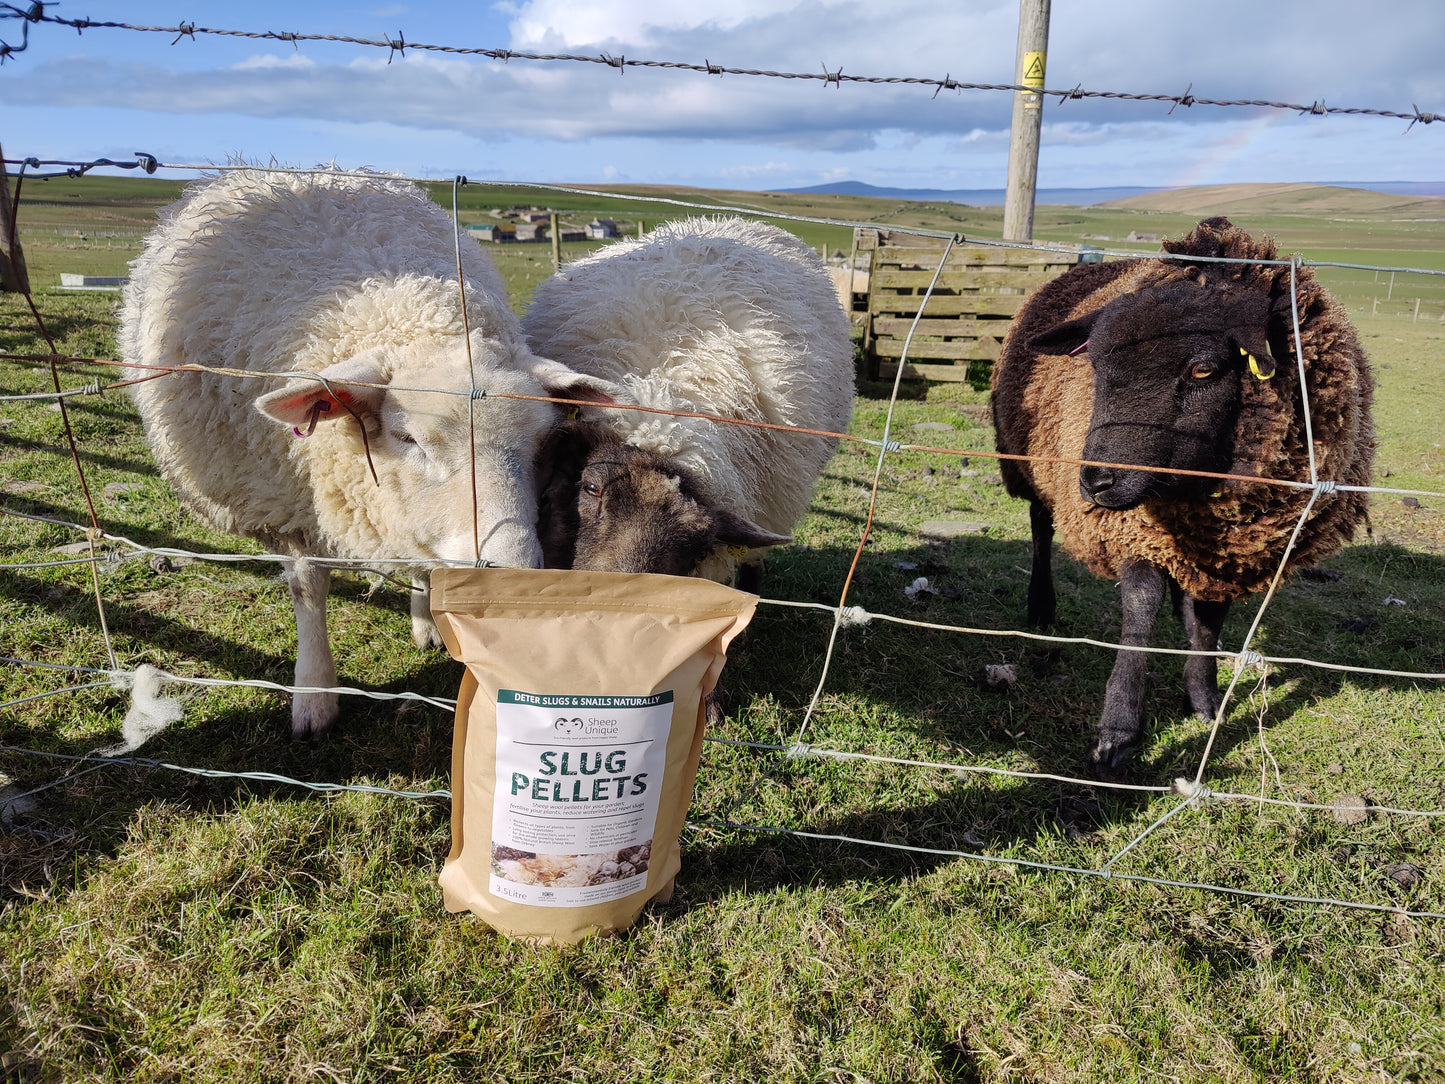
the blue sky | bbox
[0,1,1440,191]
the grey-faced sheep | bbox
[119,169,610,741]
[991,217,1374,769]
[523,217,856,591]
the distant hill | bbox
[779,181,1158,206]
[781,179,1445,210]
[1101,182,1445,217]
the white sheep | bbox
[119,168,609,741]
[524,216,856,588]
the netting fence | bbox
[2,12,1444,921]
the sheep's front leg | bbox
[1092,559,1165,770]
[1181,594,1231,722]
[1027,499,1057,629]
[411,573,445,649]
[289,560,339,743]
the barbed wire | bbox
[0,7,1439,127]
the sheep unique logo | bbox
[553,717,584,734]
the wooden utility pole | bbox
[0,144,32,294]
[1001,0,1051,243]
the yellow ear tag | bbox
[1244,349,1273,380]
[566,405,582,420]
[726,544,750,560]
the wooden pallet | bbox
[857,229,1076,381]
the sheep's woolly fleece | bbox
[522,216,856,572]
[994,217,1374,600]
[117,168,556,567]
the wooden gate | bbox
[857,229,1076,381]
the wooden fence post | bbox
[1002,0,1051,242]
[0,144,32,294]
[550,212,561,269]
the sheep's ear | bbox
[1223,290,1277,379]
[256,356,388,430]
[534,422,597,570]
[714,509,791,551]
[1229,326,1277,379]
[528,357,629,408]
[1027,311,1099,357]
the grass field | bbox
[1,178,1443,1083]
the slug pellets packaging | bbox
[430,568,757,944]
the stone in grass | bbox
[983,663,1017,689]
[1386,862,1423,889]
[911,421,956,432]
[2,480,44,495]
[103,481,144,499]
[1330,793,1369,825]
[920,520,990,538]
[0,782,38,827]
[50,540,101,556]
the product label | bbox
[488,689,672,907]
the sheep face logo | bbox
[553,717,584,734]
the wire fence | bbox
[1,5,1442,128]
[1,158,1443,922]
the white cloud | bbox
[0,0,1437,190]
[229,54,318,72]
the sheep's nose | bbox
[1079,465,1115,501]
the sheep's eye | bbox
[582,480,602,498]
[1190,360,1218,380]
[398,434,417,445]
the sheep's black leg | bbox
[1181,594,1231,722]
[1092,559,1165,770]
[1027,500,1057,628]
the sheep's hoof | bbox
[1188,687,1224,723]
[411,614,445,650]
[1089,736,1138,777]
[291,691,340,744]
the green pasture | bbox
[0,180,1443,1082]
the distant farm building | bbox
[514,221,549,242]
[467,224,516,243]
[587,218,619,239]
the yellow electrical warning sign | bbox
[1021,51,1046,89]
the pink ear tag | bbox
[293,399,331,438]
[1068,339,1090,356]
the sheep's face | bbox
[254,342,618,568]
[1029,282,1279,511]
[534,421,788,578]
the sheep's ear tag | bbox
[566,405,582,421]
[1242,347,1275,380]
[1067,338,1090,357]
[293,399,331,438]
[727,544,751,560]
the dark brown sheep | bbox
[991,217,1375,769]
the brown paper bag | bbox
[429,567,757,944]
